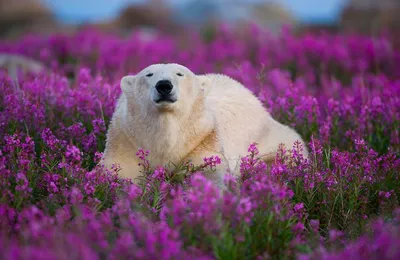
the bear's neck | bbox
[126,95,215,167]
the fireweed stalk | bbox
[0,24,399,259]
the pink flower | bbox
[203,155,222,170]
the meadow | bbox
[0,24,399,259]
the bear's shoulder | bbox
[199,73,259,103]
[199,73,242,86]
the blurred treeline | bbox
[0,0,399,41]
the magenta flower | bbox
[0,24,399,259]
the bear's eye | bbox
[177,72,184,77]
[146,73,153,77]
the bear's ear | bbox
[197,75,212,95]
[120,75,136,95]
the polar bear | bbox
[101,63,308,186]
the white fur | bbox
[200,73,309,174]
[101,63,308,186]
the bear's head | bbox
[121,63,209,113]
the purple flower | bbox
[0,23,399,260]
[65,145,83,163]
[203,155,222,170]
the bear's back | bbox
[202,73,270,119]
[201,73,273,169]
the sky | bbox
[43,0,349,24]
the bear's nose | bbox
[155,80,173,95]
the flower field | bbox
[0,25,399,259]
